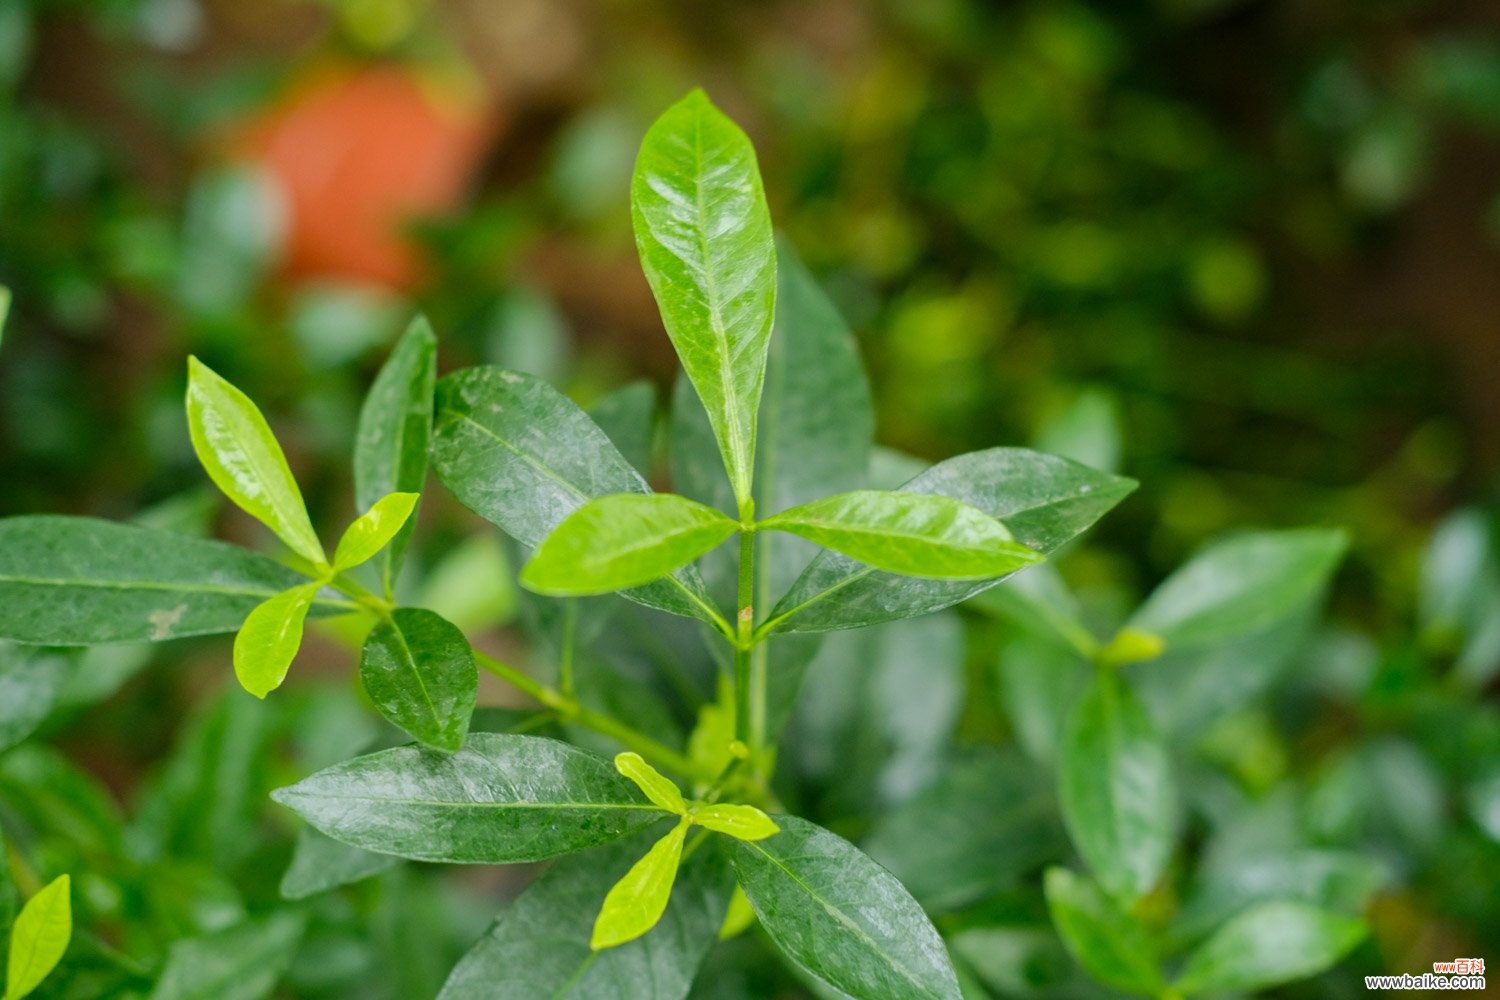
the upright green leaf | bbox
[0,517,343,645]
[4,875,70,1000]
[438,831,733,1000]
[232,582,320,699]
[360,608,477,752]
[1043,868,1162,995]
[147,911,307,1000]
[432,366,725,629]
[355,317,437,592]
[0,646,74,753]
[592,819,690,949]
[632,89,776,506]
[763,449,1135,635]
[521,494,737,596]
[616,752,688,814]
[185,357,324,566]
[332,492,419,572]
[271,734,672,863]
[1173,902,1365,994]
[1126,528,1349,650]
[732,816,962,1000]
[1059,672,1175,904]
[760,491,1039,580]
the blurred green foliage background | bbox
[1,0,1498,996]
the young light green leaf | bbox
[4,874,70,1000]
[1172,901,1365,994]
[760,490,1039,580]
[332,492,419,571]
[271,734,672,863]
[521,494,738,597]
[232,582,320,699]
[1127,528,1349,650]
[763,448,1136,635]
[1043,867,1162,995]
[147,911,307,1000]
[692,803,778,841]
[0,516,343,645]
[355,316,437,592]
[633,89,777,507]
[185,357,325,565]
[1059,672,1176,904]
[732,816,962,1000]
[438,831,733,1000]
[432,366,726,629]
[0,647,74,754]
[616,752,687,814]
[591,819,690,950]
[361,608,477,752]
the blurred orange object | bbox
[236,60,497,289]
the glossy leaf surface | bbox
[632,89,776,506]
[1173,901,1365,994]
[232,582,320,699]
[764,448,1135,634]
[760,490,1038,579]
[591,819,689,950]
[4,875,70,1000]
[332,492,419,571]
[521,494,737,596]
[360,608,477,752]
[0,517,338,645]
[732,816,961,1000]
[1043,867,1161,995]
[185,357,324,565]
[616,752,687,814]
[271,734,670,863]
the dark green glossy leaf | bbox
[279,826,400,901]
[438,830,733,999]
[1059,672,1175,904]
[632,89,776,506]
[271,734,672,863]
[360,608,477,752]
[1172,902,1365,994]
[521,494,737,596]
[733,815,962,1000]
[355,317,437,592]
[1043,868,1161,995]
[0,517,343,645]
[432,366,725,630]
[0,646,74,753]
[763,449,1135,635]
[1126,528,1348,650]
[760,490,1039,579]
[147,911,307,1000]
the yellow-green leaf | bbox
[185,357,325,566]
[0,286,11,351]
[233,583,320,698]
[5,874,71,1000]
[615,753,687,815]
[332,492,419,571]
[693,803,779,842]
[590,820,690,950]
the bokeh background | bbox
[2,0,1499,996]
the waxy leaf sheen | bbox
[233,582,320,698]
[360,608,477,752]
[333,492,419,571]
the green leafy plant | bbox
[0,91,1386,999]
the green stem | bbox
[734,524,755,751]
[327,574,395,617]
[558,598,578,698]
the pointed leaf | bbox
[1173,901,1365,994]
[760,490,1039,580]
[186,357,324,565]
[632,89,776,506]
[360,608,477,752]
[1043,868,1162,995]
[5,875,70,1000]
[616,752,687,814]
[438,831,733,1000]
[693,803,778,841]
[147,911,307,1000]
[270,734,673,863]
[232,582,319,699]
[732,816,962,1000]
[521,494,738,596]
[1059,672,1175,904]
[763,448,1135,635]
[0,516,342,645]
[432,366,725,628]
[333,492,419,571]
[592,819,690,949]
[355,317,437,590]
